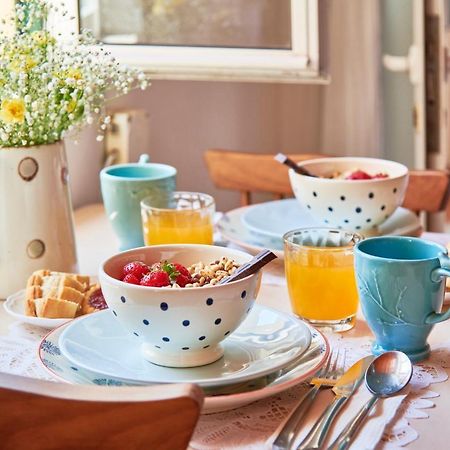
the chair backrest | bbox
[204,149,328,206]
[204,149,450,213]
[0,371,203,450]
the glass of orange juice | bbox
[141,191,215,245]
[283,228,362,331]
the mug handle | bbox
[426,254,450,325]
[138,154,150,164]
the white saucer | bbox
[3,289,71,329]
[38,312,329,413]
[217,200,422,257]
[57,305,311,388]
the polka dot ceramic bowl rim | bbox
[288,157,409,234]
[98,244,262,368]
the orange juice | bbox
[284,228,361,331]
[143,210,213,245]
[285,257,358,321]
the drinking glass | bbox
[141,191,215,245]
[283,228,362,331]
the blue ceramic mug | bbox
[100,155,176,250]
[354,236,450,362]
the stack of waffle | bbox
[26,270,102,318]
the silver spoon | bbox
[328,351,413,450]
[274,153,317,177]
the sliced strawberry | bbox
[123,261,149,279]
[141,271,170,287]
[122,273,141,285]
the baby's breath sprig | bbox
[0,0,149,148]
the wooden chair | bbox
[0,372,203,450]
[204,149,450,214]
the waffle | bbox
[26,270,92,319]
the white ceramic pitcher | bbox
[0,141,78,298]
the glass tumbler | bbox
[141,191,215,245]
[283,228,362,332]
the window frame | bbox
[59,0,327,83]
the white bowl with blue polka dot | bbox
[289,157,409,234]
[99,244,262,368]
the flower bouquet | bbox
[0,0,149,298]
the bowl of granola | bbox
[288,157,409,234]
[99,244,262,367]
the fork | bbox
[272,349,344,450]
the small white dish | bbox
[38,309,329,413]
[4,289,71,329]
[57,305,311,387]
[217,200,422,257]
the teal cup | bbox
[100,155,176,250]
[354,236,450,362]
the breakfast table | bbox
[2,203,450,449]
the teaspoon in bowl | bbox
[328,351,413,450]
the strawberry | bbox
[346,170,372,180]
[140,270,170,287]
[173,263,190,277]
[123,273,141,285]
[123,261,149,279]
[175,274,192,287]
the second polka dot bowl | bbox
[99,244,262,368]
[288,157,409,234]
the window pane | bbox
[80,0,292,49]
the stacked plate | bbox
[217,199,422,257]
[38,304,328,413]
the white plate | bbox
[38,310,329,413]
[3,290,71,329]
[57,305,311,388]
[217,200,422,257]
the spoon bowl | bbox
[329,351,413,450]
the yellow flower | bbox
[32,30,55,46]
[65,68,83,81]
[8,55,37,73]
[66,99,77,113]
[0,99,26,124]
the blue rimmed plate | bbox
[56,305,311,388]
[38,306,329,414]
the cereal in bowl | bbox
[119,257,240,288]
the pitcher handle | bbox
[426,256,450,324]
[138,154,150,164]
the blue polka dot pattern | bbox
[368,192,374,199]
[203,345,210,349]
[143,319,149,325]
[182,320,190,326]
[366,218,371,223]
[307,204,311,209]
[121,296,126,303]
[214,318,222,325]
[224,331,230,336]
[313,191,317,197]
[162,337,170,342]
[328,207,333,212]
[155,345,161,349]
[182,347,189,350]
[160,302,168,311]
[206,298,214,306]
[133,332,139,337]
[199,336,206,341]
[381,205,386,211]
[241,290,247,299]
[344,219,349,223]
[340,196,345,201]
[393,188,397,193]
[112,310,117,316]
[355,207,362,213]
[71,366,78,371]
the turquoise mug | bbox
[100,155,176,250]
[354,236,450,362]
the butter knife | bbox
[296,355,374,450]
